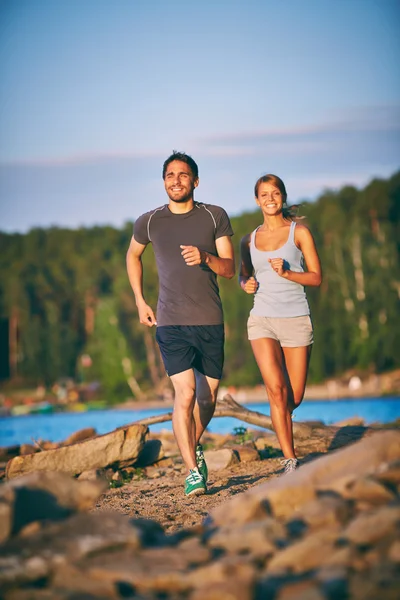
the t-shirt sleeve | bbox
[133,213,150,245]
[214,206,234,239]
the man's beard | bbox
[167,190,194,203]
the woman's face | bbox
[256,182,283,215]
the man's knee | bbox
[173,385,196,410]
[197,391,217,409]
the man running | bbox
[126,151,235,496]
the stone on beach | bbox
[5,423,148,479]
[210,429,400,524]
[204,448,240,471]
[0,470,106,542]
[62,427,97,445]
[0,422,399,599]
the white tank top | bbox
[250,221,310,318]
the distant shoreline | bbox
[114,393,400,412]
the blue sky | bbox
[0,0,399,232]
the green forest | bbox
[1,170,399,400]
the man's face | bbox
[164,160,198,203]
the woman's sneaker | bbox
[196,443,208,484]
[281,458,299,474]
[184,468,206,496]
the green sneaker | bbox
[184,468,206,497]
[196,443,208,484]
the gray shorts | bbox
[247,314,313,347]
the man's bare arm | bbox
[126,236,157,326]
[180,235,235,279]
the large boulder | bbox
[6,423,148,479]
[210,430,400,525]
[0,470,106,542]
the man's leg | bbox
[169,368,198,473]
[192,369,220,444]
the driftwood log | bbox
[134,393,313,439]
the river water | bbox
[0,397,399,448]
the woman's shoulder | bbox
[294,221,310,230]
[293,221,315,245]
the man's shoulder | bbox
[136,205,167,222]
[195,202,231,223]
[133,205,168,244]
[194,203,233,237]
[196,202,227,215]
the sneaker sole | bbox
[185,487,206,497]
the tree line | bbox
[1,170,399,399]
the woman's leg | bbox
[250,338,295,459]
[282,345,312,411]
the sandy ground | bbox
[94,456,283,533]
[93,426,348,533]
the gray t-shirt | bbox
[134,202,234,326]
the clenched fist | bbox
[180,245,208,266]
[268,258,287,277]
[241,276,258,294]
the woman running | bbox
[239,174,322,473]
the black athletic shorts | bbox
[155,324,225,380]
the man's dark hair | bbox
[162,151,199,180]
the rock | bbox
[176,536,211,566]
[51,563,117,598]
[207,519,283,557]
[78,468,111,483]
[255,435,281,450]
[229,445,260,463]
[341,505,400,546]
[71,547,191,595]
[19,444,38,456]
[333,417,365,427]
[40,441,59,450]
[0,554,50,591]
[374,459,400,486]
[203,449,239,471]
[191,579,254,600]
[111,470,123,482]
[211,430,400,525]
[275,580,325,600]
[0,471,105,540]
[145,467,164,478]
[153,456,174,468]
[0,496,13,543]
[62,427,97,445]
[155,432,180,457]
[186,556,256,589]
[135,439,164,468]
[388,540,400,563]
[342,476,395,504]
[18,521,42,538]
[0,512,151,591]
[6,424,148,479]
[288,495,353,532]
[266,529,339,573]
[1,426,400,599]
